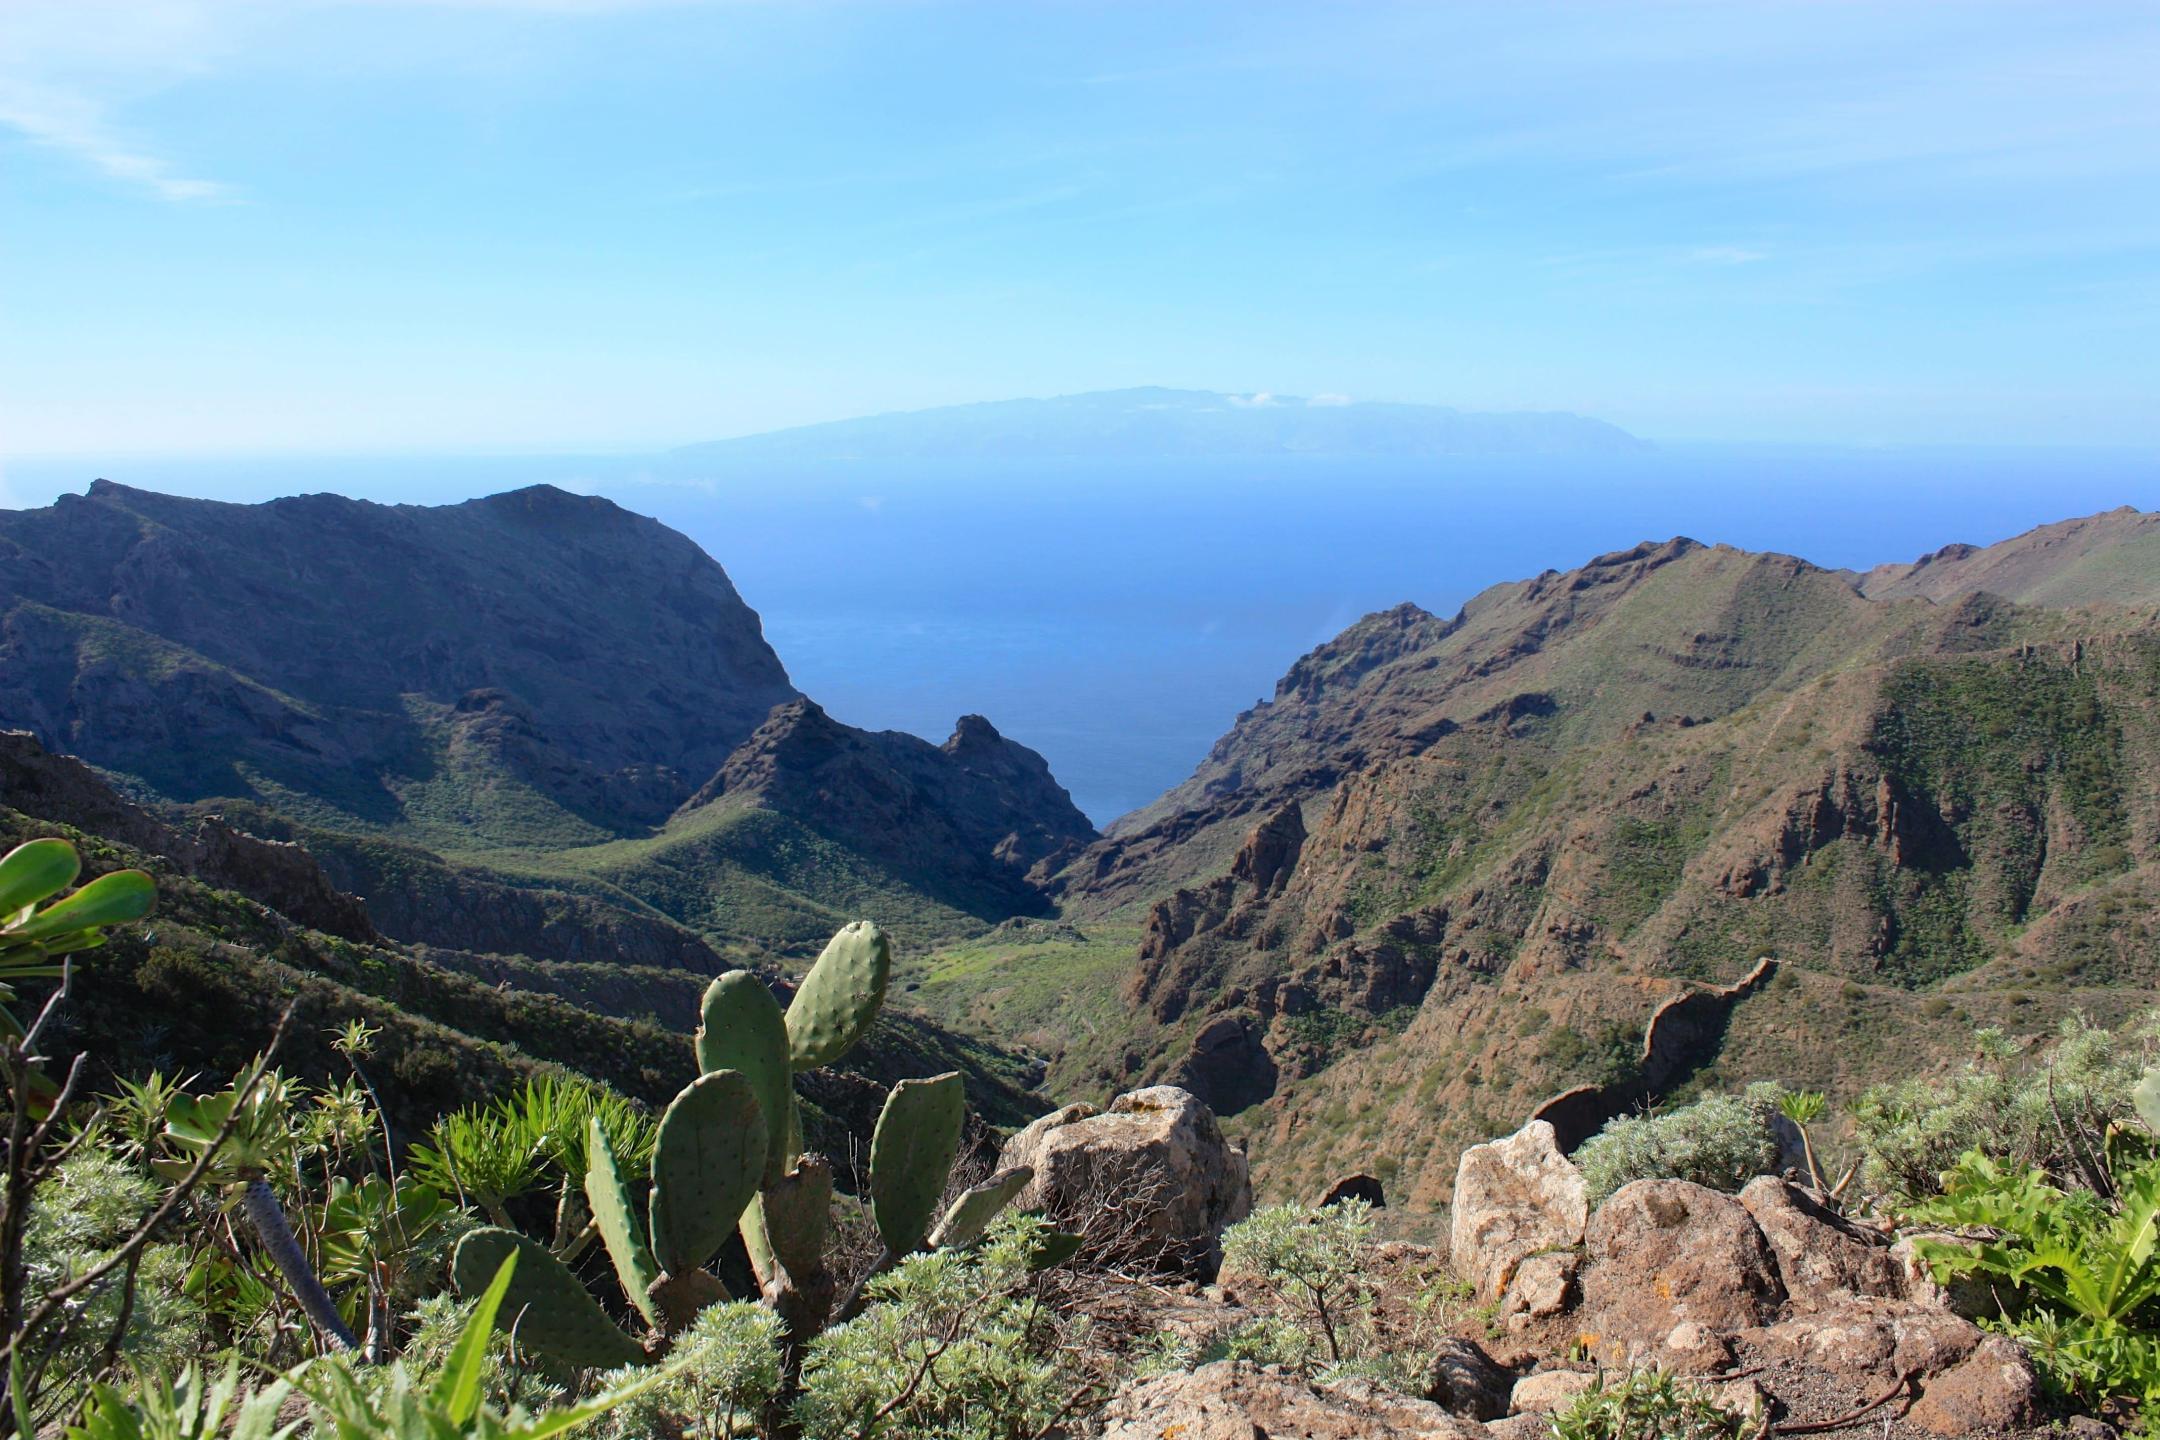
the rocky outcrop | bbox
[1579,1180,1785,1363]
[1448,1120,1588,1302]
[1424,1338,1512,1421]
[997,1085,1251,1276]
[683,699,1094,918]
[0,729,376,941]
[1094,1362,1485,1440]
[1530,958,1778,1154]
[1738,1176,1903,1312]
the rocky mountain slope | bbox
[1025,511,2160,1208]
[0,481,1095,962]
[0,728,1045,1146]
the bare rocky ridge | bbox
[1050,509,2160,1206]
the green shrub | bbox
[1549,1368,1763,1440]
[1854,1013,2160,1202]
[793,1215,1098,1440]
[1575,1086,1786,1207]
[597,1302,782,1440]
[1909,1148,2160,1426]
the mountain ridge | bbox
[997,507,2160,1206]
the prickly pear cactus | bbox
[869,1071,966,1256]
[452,1227,646,1369]
[696,970,795,1185]
[784,920,891,1070]
[648,1069,766,1278]
[585,1114,661,1329]
[929,1165,1033,1250]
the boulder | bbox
[1889,1232,2000,1318]
[996,1085,1251,1275]
[1094,1361,1486,1440]
[1907,1335,2042,1437]
[1578,1180,1783,1363]
[1425,1337,1512,1420]
[1752,1297,1985,1383]
[1499,1251,1579,1324]
[1507,1370,1596,1415]
[1738,1177,1901,1310]
[1449,1120,1588,1301]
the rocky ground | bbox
[1002,1088,2089,1439]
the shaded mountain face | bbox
[0,481,1095,960]
[0,480,798,828]
[670,386,1647,464]
[1048,510,2160,1208]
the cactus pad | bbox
[696,970,795,1185]
[648,1068,766,1277]
[584,1114,661,1329]
[785,921,891,1070]
[928,1165,1033,1250]
[451,1227,645,1370]
[869,1071,965,1256]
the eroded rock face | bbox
[1738,1177,1902,1311]
[1449,1120,1588,1301]
[1579,1180,1783,1362]
[1094,1362,1486,1440]
[997,1085,1251,1275]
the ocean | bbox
[7,445,2157,827]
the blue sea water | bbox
[6,446,2157,826]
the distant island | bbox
[669,386,1649,463]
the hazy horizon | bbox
[6,3,2159,457]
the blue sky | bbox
[4,1,2159,458]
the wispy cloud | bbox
[0,80,231,201]
[0,1,236,202]
[1687,246,1768,266]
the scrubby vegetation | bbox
[1574,1084,1790,1206]
[1548,1369,1762,1440]
[1,839,1095,1440]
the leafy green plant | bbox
[1855,1014,2160,1202]
[0,840,158,1435]
[448,922,1068,1379]
[1548,1368,1762,1440]
[0,839,156,1040]
[1575,1087,1786,1207]
[64,1362,296,1440]
[159,1065,361,1353]
[1219,1200,1376,1367]
[1910,1149,2160,1422]
[295,1251,678,1440]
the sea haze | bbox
[6,445,2158,826]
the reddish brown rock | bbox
[1579,1180,1783,1363]
[1738,1176,1901,1310]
